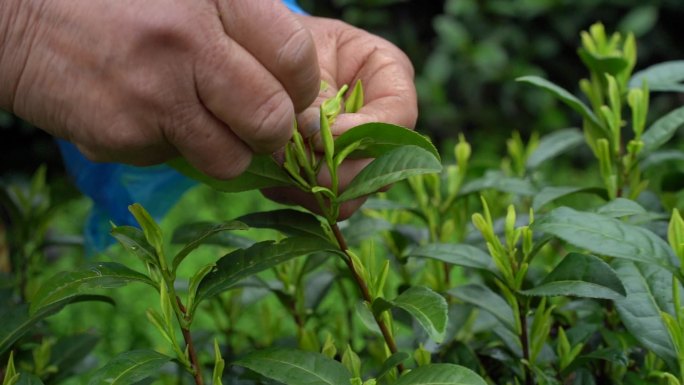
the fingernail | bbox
[299,109,321,138]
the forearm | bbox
[0,0,41,111]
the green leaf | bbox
[87,350,171,385]
[1,296,113,355]
[338,146,442,202]
[193,237,340,313]
[533,207,676,265]
[237,209,330,242]
[640,106,684,154]
[526,128,585,170]
[517,76,600,127]
[110,226,158,267]
[630,60,684,92]
[394,363,487,385]
[48,332,100,383]
[640,150,684,170]
[170,221,248,271]
[345,79,364,113]
[234,348,352,385]
[532,186,607,211]
[612,260,678,370]
[334,123,440,160]
[460,172,536,197]
[168,155,292,193]
[596,198,647,218]
[15,374,44,385]
[448,284,516,332]
[521,253,626,300]
[30,262,155,314]
[392,286,448,343]
[408,243,497,275]
[578,49,629,75]
[377,352,409,379]
[128,204,164,255]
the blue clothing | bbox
[59,0,306,253]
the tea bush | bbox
[3,20,684,385]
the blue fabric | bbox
[59,0,305,253]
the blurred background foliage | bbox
[2,0,684,178]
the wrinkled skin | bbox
[0,0,416,218]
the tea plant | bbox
[2,22,684,385]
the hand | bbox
[0,0,320,179]
[263,16,418,219]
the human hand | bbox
[262,16,418,219]
[0,0,320,179]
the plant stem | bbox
[519,299,533,385]
[177,297,204,385]
[331,223,405,374]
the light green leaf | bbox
[110,226,158,267]
[408,243,497,275]
[87,350,171,385]
[612,260,678,370]
[170,221,248,271]
[237,209,330,242]
[577,49,629,75]
[630,60,684,92]
[392,286,448,343]
[596,198,647,218]
[526,128,585,170]
[377,352,409,379]
[394,363,487,385]
[521,253,626,300]
[640,106,684,154]
[234,348,351,385]
[448,284,516,332]
[517,76,600,127]
[334,123,439,160]
[30,263,155,314]
[338,146,442,202]
[532,186,607,211]
[168,155,292,193]
[128,204,163,255]
[193,237,340,313]
[533,207,676,266]
[345,79,364,113]
[459,172,536,197]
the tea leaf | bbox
[596,198,647,218]
[1,296,113,355]
[234,348,351,385]
[338,146,442,202]
[408,243,498,276]
[448,284,516,332]
[460,172,536,197]
[193,237,340,313]
[578,49,629,75]
[517,76,601,127]
[612,260,678,370]
[532,186,607,211]
[526,128,585,170]
[345,79,364,113]
[30,263,155,314]
[393,363,487,385]
[640,150,684,170]
[15,374,44,385]
[334,123,439,160]
[48,333,100,383]
[170,221,248,272]
[630,60,684,92]
[640,105,684,154]
[237,209,330,242]
[377,352,410,379]
[168,155,292,193]
[110,226,158,267]
[521,253,626,299]
[128,204,164,256]
[392,286,448,343]
[87,349,171,385]
[533,207,676,266]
